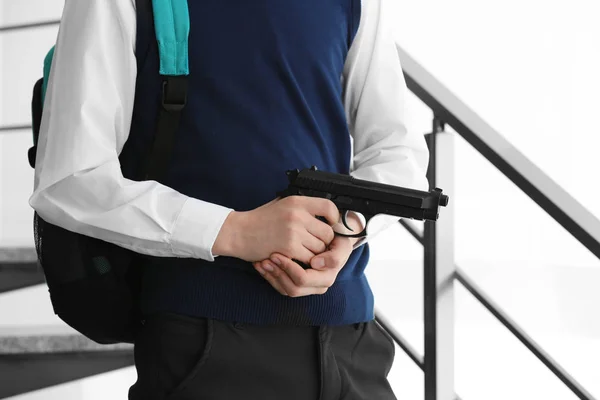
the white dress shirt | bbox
[29,0,430,262]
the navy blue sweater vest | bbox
[120,0,373,326]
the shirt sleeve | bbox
[28,0,233,261]
[342,0,430,248]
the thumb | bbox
[311,237,352,270]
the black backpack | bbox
[27,0,190,344]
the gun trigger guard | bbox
[334,229,367,239]
[334,213,374,239]
[341,210,353,232]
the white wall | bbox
[1,1,599,399]
[390,0,600,268]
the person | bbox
[29,0,429,398]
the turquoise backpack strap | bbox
[29,0,190,173]
[152,0,190,76]
[41,47,55,103]
[39,0,190,102]
[139,0,190,182]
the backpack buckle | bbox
[161,77,188,112]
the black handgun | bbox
[276,166,449,239]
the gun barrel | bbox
[277,167,449,222]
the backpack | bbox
[27,0,190,344]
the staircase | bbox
[0,249,43,293]
[1,15,598,400]
[0,248,134,399]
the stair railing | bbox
[372,44,599,400]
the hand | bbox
[212,196,339,263]
[252,212,364,297]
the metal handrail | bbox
[0,125,32,133]
[375,312,424,370]
[397,44,600,260]
[399,219,423,245]
[455,268,595,400]
[0,20,60,33]
[391,221,595,400]
[390,44,598,400]
[374,311,463,400]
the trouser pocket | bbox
[371,320,396,362]
[130,313,213,400]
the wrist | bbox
[212,211,246,258]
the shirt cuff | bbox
[170,197,234,261]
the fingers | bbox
[256,260,328,297]
[254,261,290,296]
[273,255,334,295]
[290,245,317,265]
[305,216,335,248]
[253,255,333,297]
[301,231,328,255]
[272,255,324,287]
[309,236,353,270]
[299,197,340,226]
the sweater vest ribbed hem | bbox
[139,260,375,326]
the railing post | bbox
[423,117,455,400]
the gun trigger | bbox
[341,210,354,232]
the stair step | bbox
[0,326,133,398]
[0,248,45,294]
[0,325,133,354]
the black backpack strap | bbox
[137,0,190,182]
[28,78,45,168]
[141,75,188,181]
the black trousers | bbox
[129,313,397,400]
